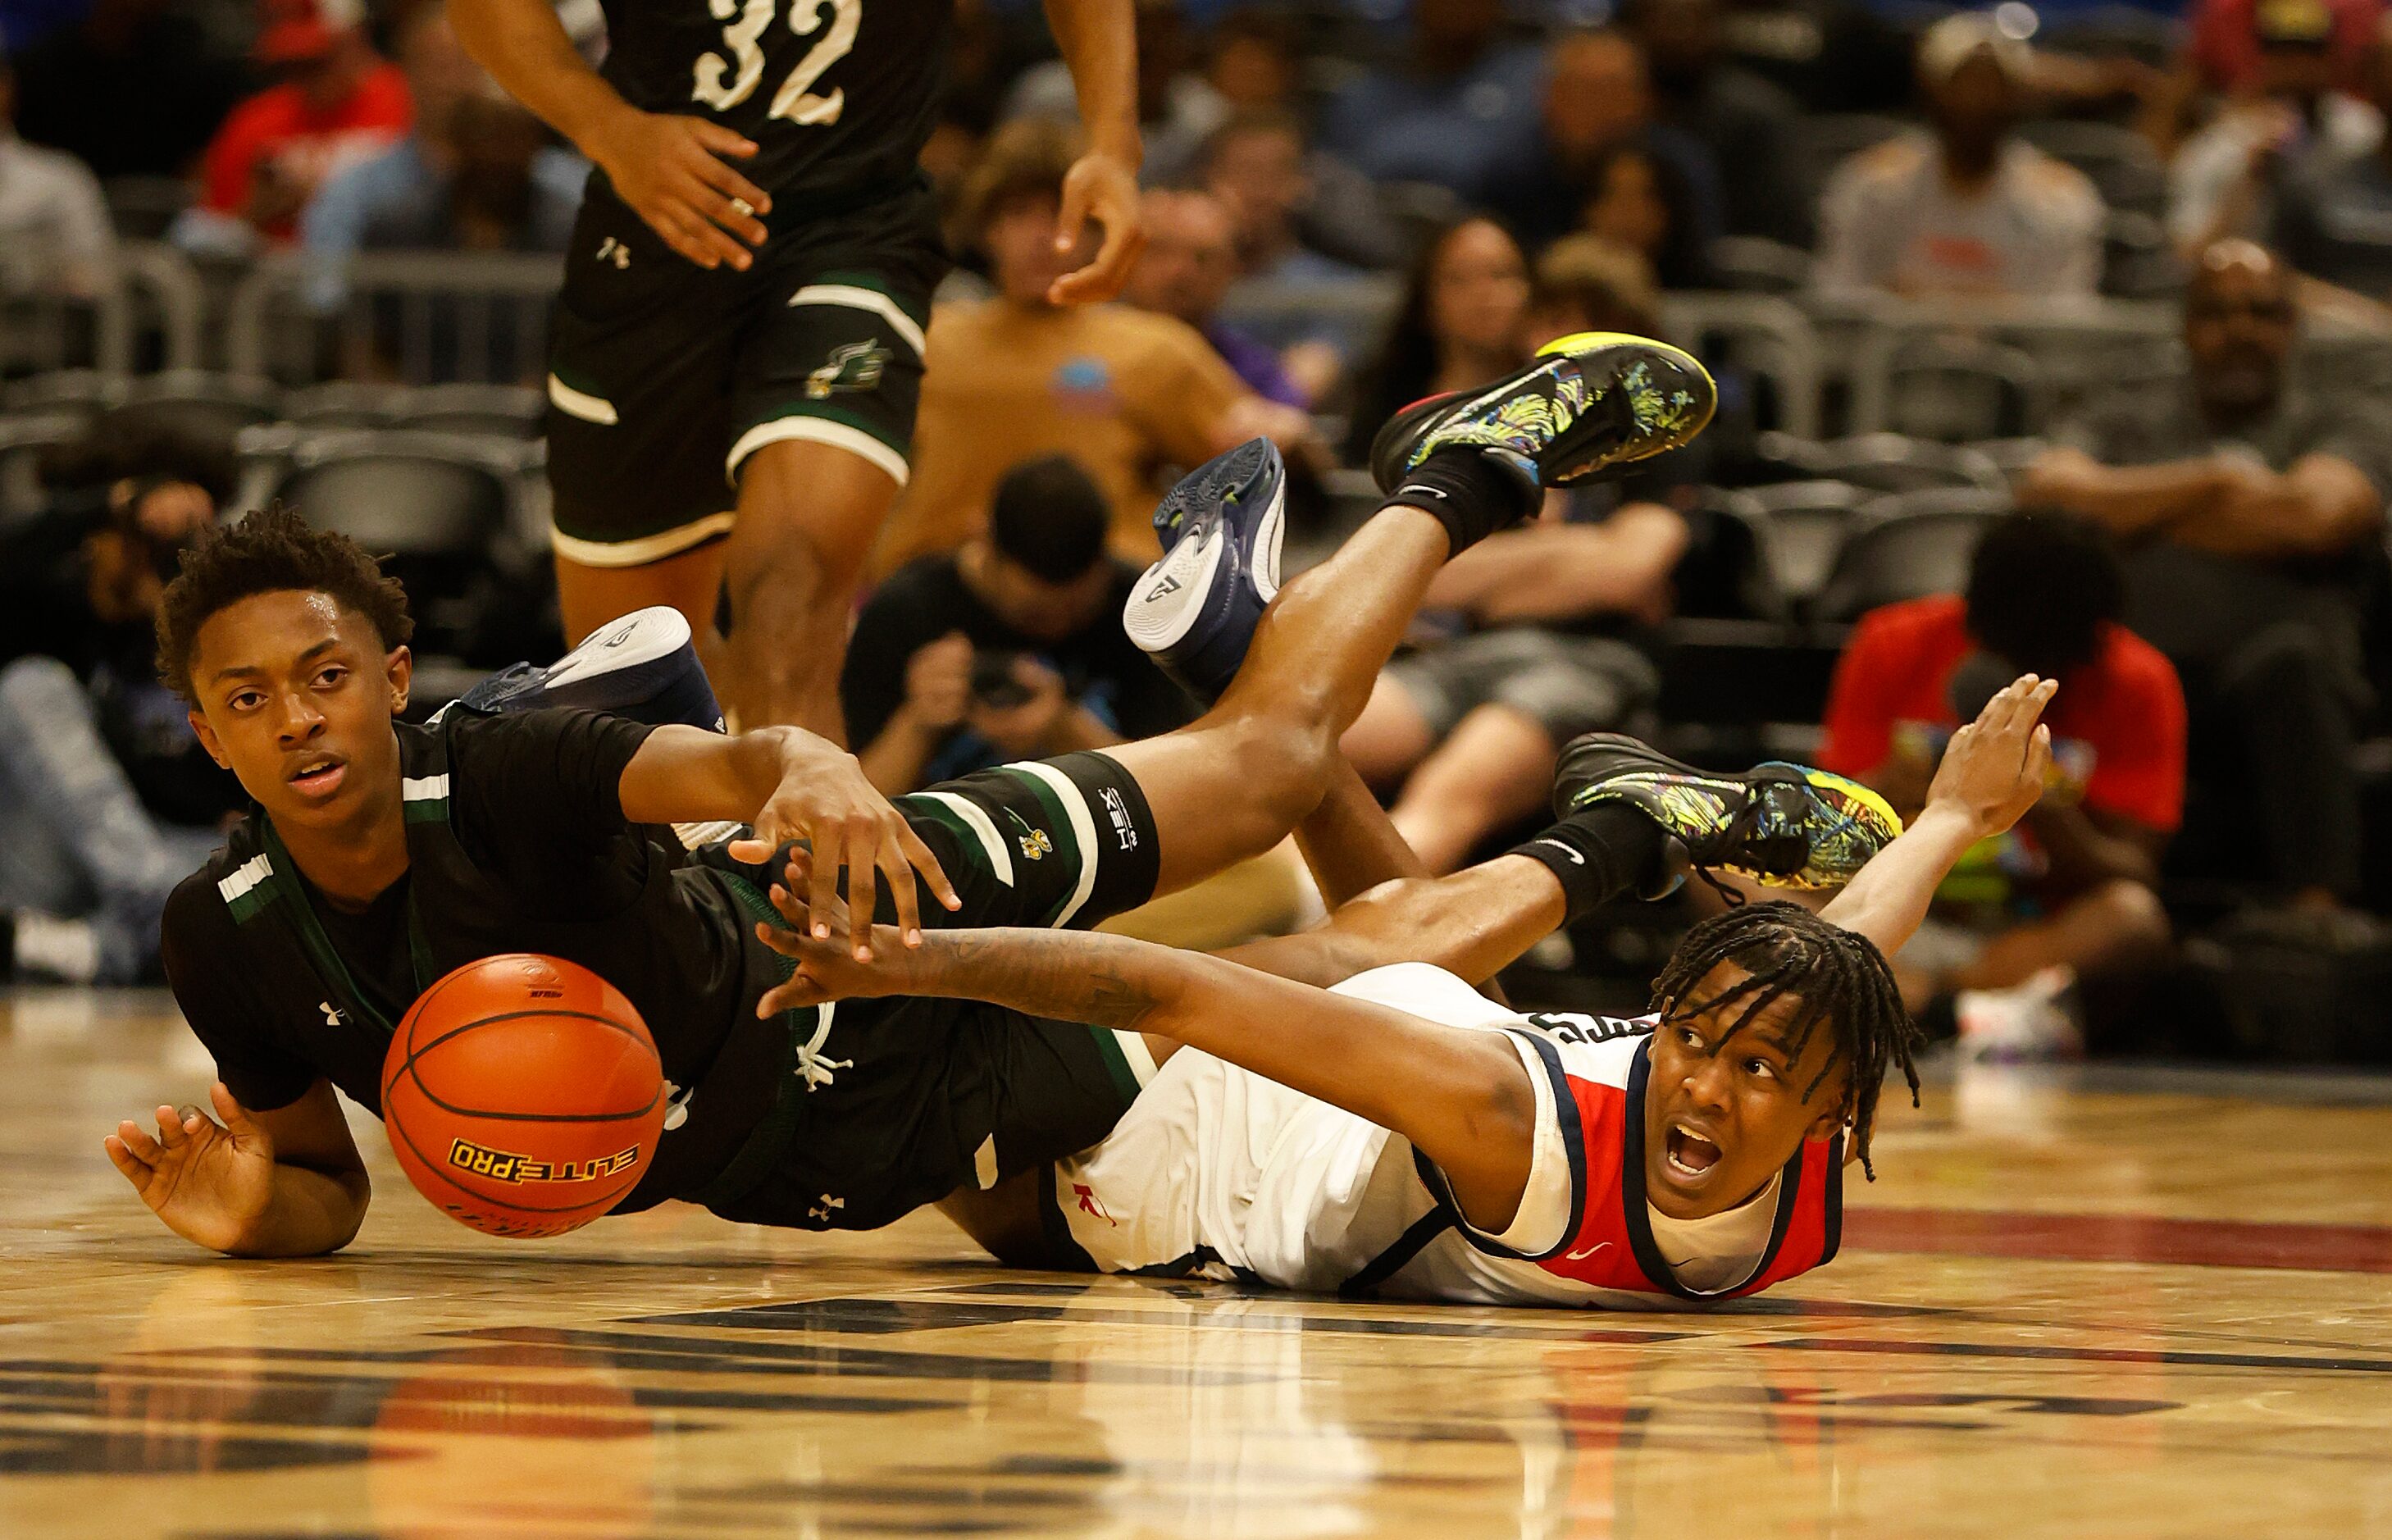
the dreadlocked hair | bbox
[1651,900,1920,1179]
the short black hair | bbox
[1964,511,2125,679]
[155,504,414,704]
[988,455,1110,584]
[1652,901,1919,1179]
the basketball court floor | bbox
[6,986,2392,1538]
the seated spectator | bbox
[2021,240,2388,918]
[11,0,248,180]
[1339,241,1686,873]
[844,455,1195,795]
[2190,0,2381,96]
[1342,215,1529,467]
[1206,6,1302,113]
[1816,13,2106,300]
[2273,15,2392,292]
[0,43,116,298]
[1573,142,1717,289]
[1622,0,1809,244]
[1486,27,1724,276]
[2171,0,2380,256]
[173,0,412,256]
[1318,0,1545,202]
[1004,0,1225,185]
[0,421,243,983]
[873,120,1308,578]
[1125,187,1310,406]
[1819,515,2182,1057]
[1201,108,1378,376]
[302,8,583,313]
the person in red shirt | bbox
[1818,513,2184,1047]
[177,0,412,252]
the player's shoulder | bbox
[2012,145,2103,219]
[1852,593,1967,654]
[1833,132,1934,194]
[2094,621,2187,706]
[1512,1010,1654,1082]
[1328,963,1524,1029]
[162,827,267,962]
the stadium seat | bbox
[1816,488,2011,622]
[1756,431,2006,494]
[285,381,413,429]
[0,411,86,526]
[1866,333,2048,442]
[1742,479,1870,618]
[115,371,285,445]
[394,382,545,439]
[1708,237,1813,295]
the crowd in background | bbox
[3,0,2392,1062]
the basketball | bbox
[380,955,667,1238]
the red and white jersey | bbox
[1049,964,1843,1307]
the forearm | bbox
[449,0,635,157]
[2020,450,2226,537]
[1042,0,1141,162]
[2027,801,2158,889]
[621,723,848,823]
[1820,803,1985,958]
[220,1164,370,1259]
[2168,458,2381,557]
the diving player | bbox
[449,0,1145,734]
[107,335,1765,1258]
[750,678,2059,1305]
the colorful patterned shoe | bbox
[1551,734,1902,895]
[1122,437,1286,704]
[1368,330,1716,495]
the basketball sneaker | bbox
[1121,437,1286,704]
[1551,734,1902,895]
[1369,331,1717,496]
[452,605,726,731]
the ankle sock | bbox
[1381,449,1539,556]
[1508,803,1674,923]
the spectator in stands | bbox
[1571,144,1718,290]
[873,121,1309,579]
[2189,0,2381,96]
[2021,239,2388,919]
[300,8,583,312]
[1819,514,2182,1056]
[173,0,412,256]
[1201,104,1411,277]
[1621,0,1809,245]
[1342,216,1528,466]
[1318,0,1545,202]
[1206,6,1302,113]
[0,44,116,298]
[1340,239,1684,873]
[844,455,1193,795]
[0,421,241,983]
[10,0,248,182]
[1487,28,1724,276]
[2272,15,2392,292]
[1125,187,1312,406]
[1816,13,2106,300]
[2171,0,2379,256]
[1005,0,1225,185]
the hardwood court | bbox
[7,987,2392,1538]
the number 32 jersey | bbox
[596,0,952,198]
[1048,964,1845,1308]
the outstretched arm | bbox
[1041,0,1145,303]
[104,1078,370,1257]
[755,915,1541,1232]
[1822,674,2057,956]
[619,724,959,953]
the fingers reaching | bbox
[897,821,959,915]
[845,817,881,961]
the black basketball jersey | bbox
[160,710,811,1210]
[595,0,955,198]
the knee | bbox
[1223,714,1337,824]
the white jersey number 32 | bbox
[694,0,859,125]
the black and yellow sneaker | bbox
[1551,734,1902,895]
[1368,330,1717,495]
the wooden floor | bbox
[7,989,2392,1538]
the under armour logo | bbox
[596,236,631,270]
[663,1080,692,1131]
[319,1001,344,1028]
[1565,1241,1612,1261]
[1530,838,1586,865]
[807,1192,845,1222]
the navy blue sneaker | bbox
[452,606,726,731]
[1122,438,1286,704]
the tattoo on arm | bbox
[935,932,1164,1031]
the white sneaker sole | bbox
[544,605,693,689]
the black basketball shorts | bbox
[544,171,948,567]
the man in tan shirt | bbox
[873,121,1305,578]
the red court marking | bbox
[1846,1207,2392,1274]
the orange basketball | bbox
[380,954,667,1238]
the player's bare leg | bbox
[718,439,900,738]
[554,540,727,656]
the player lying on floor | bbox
[105,333,1747,1257]
[751,677,2058,1305]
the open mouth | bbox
[1665,1123,1723,1180]
[287,756,347,800]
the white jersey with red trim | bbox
[1045,964,1845,1307]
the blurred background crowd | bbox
[5,0,2392,1064]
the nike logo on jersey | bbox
[1529,837,1586,865]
